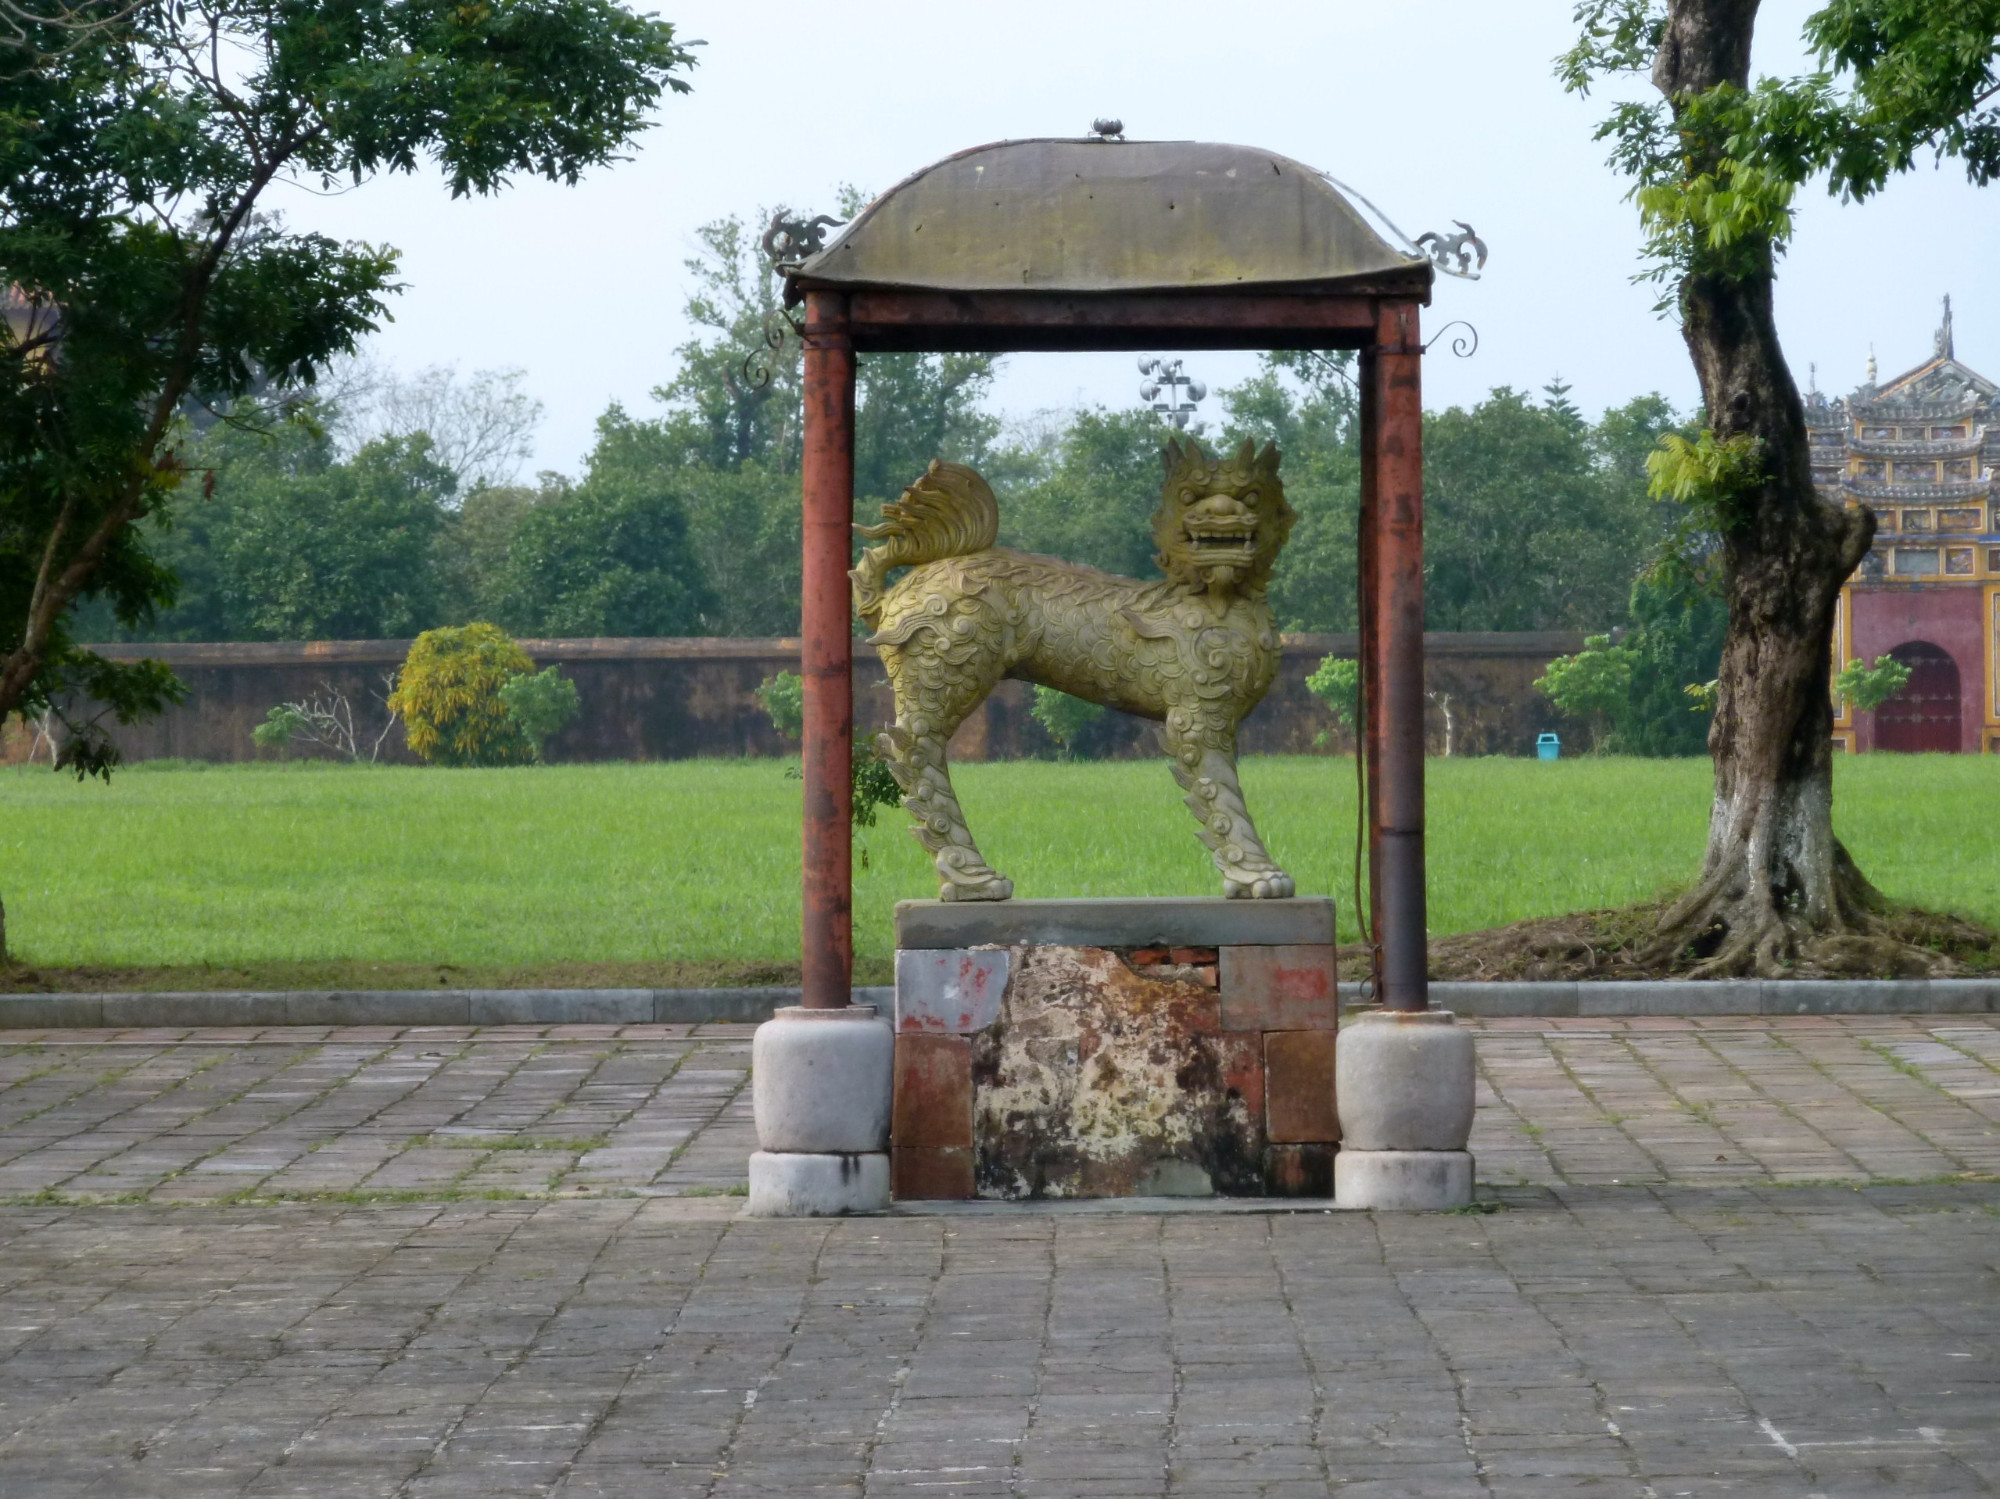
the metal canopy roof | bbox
[791,139,1429,296]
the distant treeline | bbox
[84,211,1696,652]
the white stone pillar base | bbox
[747,1005,893,1216]
[1334,1149,1473,1211]
[746,1151,891,1217]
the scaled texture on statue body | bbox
[851,437,1298,902]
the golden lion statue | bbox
[851,435,1298,902]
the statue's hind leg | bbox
[877,645,1013,902]
[1163,708,1295,900]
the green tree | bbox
[143,417,457,641]
[1834,654,1912,714]
[1618,566,1726,756]
[1029,686,1105,760]
[1562,0,2000,973]
[1424,383,1656,632]
[996,408,1167,581]
[487,446,714,638]
[0,0,694,735]
[1535,634,1638,751]
[1221,351,1363,632]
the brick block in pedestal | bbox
[1265,1143,1335,1197]
[1264,1030,1338,1144]
[893,1034,973,1149]
[1219,945,1338,1030]
[893,1146,975,1200]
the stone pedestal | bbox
[890,897,1340,1200]
[745,1005,893,1216]
[1333,1007,1475,1210]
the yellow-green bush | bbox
[390,623,536,766]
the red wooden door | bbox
[1873,642,1961,753]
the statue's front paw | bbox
[1223,871,1295,900]
[940,876,1013,902]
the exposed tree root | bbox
[1410,895,1995,984]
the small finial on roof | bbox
[1935,293,1954,360]
[1866,346,1876,386]
[1090,118,1124,141]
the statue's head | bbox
[1152,435,1293,598]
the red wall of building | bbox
[1849,586,1988,752]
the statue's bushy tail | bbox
[849,461,999,628]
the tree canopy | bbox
[0,0,696,758]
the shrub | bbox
[1030,686,1105,760]
[1305,655,1359,730]
[757,671,804,741]
[498,667,581,763]
[1535,635,1637,752]
[390,623,536,766]
[1834,655,1912,715]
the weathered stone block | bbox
[1264,1030,1338,1143]
[971,947,1262,1198]
[895,948,1010,1033]
[1218,945,1338,1030]
[746,1151,890,1216]
[893,1034,973,1149]
[892,1146,974,1201]
[1264,1143,1335,1197]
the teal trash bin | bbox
[1536,733,1561,761]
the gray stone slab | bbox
[100,991,292,1027]
[1924,979,2000,1013]
[0,993,105,1028]
[1433,982,1579,1017]
[895,949,1010,1033]
[1760,979,1930,1014]
[894,896,1337,950]
[655,986,797,1023]
[283,991,469,1025]
[469,990,652,1025]
[1577,980,1761,1016]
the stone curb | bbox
[0,986,894,1030]
[1338,979,2000,1017]
[0,979,1991,1029]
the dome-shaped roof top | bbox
[792,138,1426,295]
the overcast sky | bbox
[269,0,1997,477]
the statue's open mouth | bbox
[1185,518,1257,555]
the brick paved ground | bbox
[0,1016,1995,1495]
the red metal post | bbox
[800,291,855,1010]
[1357,344,1384,958]
[1367,302,1428,1012]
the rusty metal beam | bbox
[816,288,1416,354]
[800,291,855,1010]
[1366,303,1428,1012]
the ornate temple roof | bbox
[791,139,1429,295]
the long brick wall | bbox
[4,632,1584,765]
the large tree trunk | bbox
[1645,0,1935,976]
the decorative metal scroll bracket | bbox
[1414,221,1487,280]
[761,208,846,271]
[1421,321,1479,359]
[739,309,799,393]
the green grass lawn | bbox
[1,754,1994,984]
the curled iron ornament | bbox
[761,207,845,268]
[739,308,798,393]
[1415,221,1487,280]
[1422,320,1479,359]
